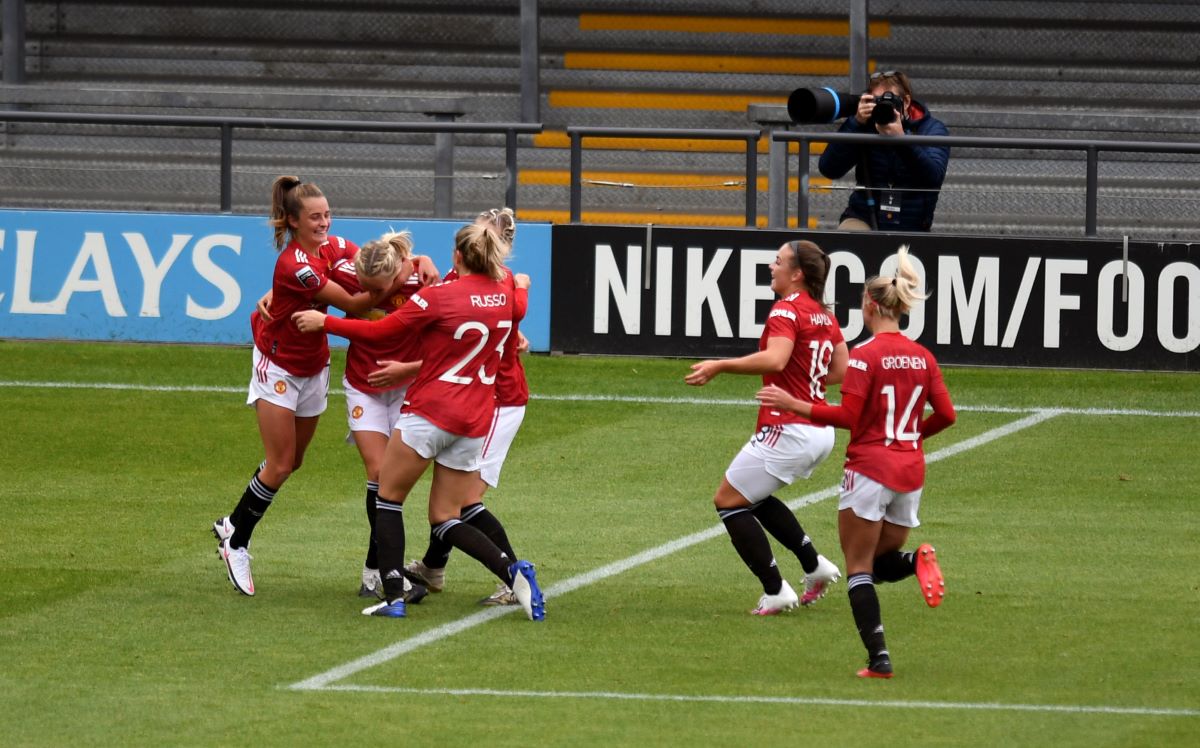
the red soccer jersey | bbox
[828,331,950,492]
[755,291,845,431]
[251,236,358,377]
[334,256,428,394]
[324,272,527,437]
[444,267,529,406]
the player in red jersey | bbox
[686,240,849,615]
[212,176,401,597]
[403,208,531,607]
[758,244,956,678]
[293,222,545,621]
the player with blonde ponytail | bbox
[758,244,956,678]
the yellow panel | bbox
[579,14,890,38]
[564,52,851,76]
[531,131,827,156]
[519,169,830,192]
[549,90,787,111]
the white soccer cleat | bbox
[359,567,384,599]
[801,554,841,607]
[403,559,445,593]
[218,538,255,596]
[212,516,234,543]
[751,580,799,615]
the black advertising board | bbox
[550,226,1198,371]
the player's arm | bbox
[313,277,392,317]
[920,365,956,438]
[825,341,850,385]
[757,383,863,430]
[293,294,425,342]
[367,359,423,388]
[685,336,793,386]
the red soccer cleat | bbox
[915,543,945,608]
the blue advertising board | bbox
[0,209,552,351]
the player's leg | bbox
[838,471,893,677]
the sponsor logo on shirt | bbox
[769,308,797,322]
[410,294,428,310]
[470,293,508,308]
[848,358,868,371]
[881,355,928,370]
[294,265,320,289]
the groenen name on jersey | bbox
[880,355,928,370]
[470,293,508,308]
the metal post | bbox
[1084,146,1098,237]
[3,0,27,85]
[504,128,518,210]
[433,114,455,218]
[745,136,758,227]
[768,131,787,228]
[849,0,869,92]
[219,123,233,212]
[796,138,811,229]
[569,130,582,222]
[519,0,540,123]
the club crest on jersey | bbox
[294,265,320,289]
[274,380,288,394]
[352,406,364,419]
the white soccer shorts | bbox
[479,405,526,488]
[724,422,835,503]
[246,346,329,417]
[395,412,485,472]
[343,376,409,440]
[838,469,923,527]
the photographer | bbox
[818,71,949,232]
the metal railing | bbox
[0,110,542,216]
[567,126,761,226]
[771,131,1200,237]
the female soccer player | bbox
[293,222,544,622]
[757,244,956,678]
[403,208,530,607]
[213,176,400,597]
[685,239,848,615]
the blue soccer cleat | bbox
[508,560,545,621]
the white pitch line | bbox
[312,685,1200,718]
[1,380,1198,418]
[288,410,1060,692]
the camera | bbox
[869,91,903,126]
[786,87,904,126]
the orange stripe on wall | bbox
[531,131,827,156]
[549,90,787,112]
[564,52,852,76]
[517,208,819,229]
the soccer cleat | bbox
[800,554,842,607]
[212,516,234,543]
[478,582,518,606]
[857,654,894,679]
[508,560,545,621]
[361,599,406,618]
[751,580,799,615]
[403,559,446,593]
[218,538,255,596]
[359,567,384,599]
[403,577,428,605]
[915,543,945,608]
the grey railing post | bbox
[745,135,758,227]
[2,0,27,85]
[505,128,518,210]
[749,104,792,228]
[519,0,540,123]
[796,138,810,229]
[433,114,455,218]
[569,130,582,222]
[219,122,233,212]
[849,0,869,93]
[1085,146,1098,237]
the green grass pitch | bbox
[1,340,1197,747]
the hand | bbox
[367,359,421,388]
[291,310,327,333]
[515,331,530,354]
[416,255,441,285]
[756,384,802,414]
[684,360,721,387]
[514,272,531,290]
[256,290,274,321]
[855,94,875,126]
[876,114,904,136]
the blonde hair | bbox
[865,244,928,318]
[476,207,516,245]
[455,222,509,280]
[269,175,326,251]
[355,230,412,280]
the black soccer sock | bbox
[718,507,783,595]
[228,474,277,549]
[873,550,916,583]
[462,502,517,560]
[752,495,821,574]
[421,531,453,570]
[363,481,379,569]
[374,496,407,603]
[847,573,889,661]
[432,519,512,585]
